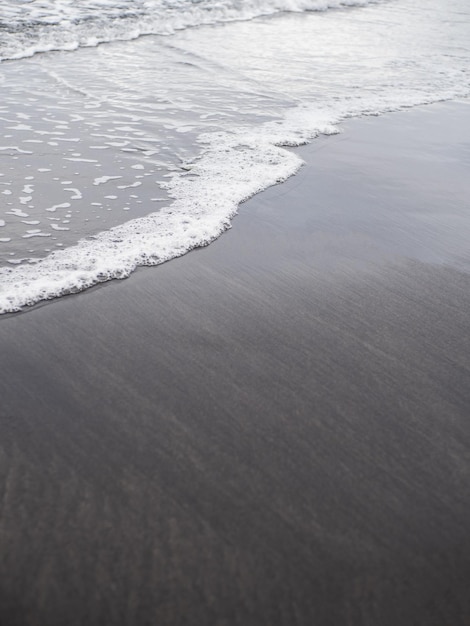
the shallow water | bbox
[0,0,469,312]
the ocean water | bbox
[0,0,469,312]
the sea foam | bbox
[1,0,469,313]
[0,107,337,312]
[0,93,454,313]
[0,0,380,62]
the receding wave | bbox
[0,105,338,313]
[1,0,469,314]
[0,92,463,314]
[0,0,380,62]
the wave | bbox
[0,104,336,312]
[1,0,468,313]
[0,0,380,62]
[0,91,461,314]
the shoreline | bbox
[2,97,469,316]
[1,100,470,625]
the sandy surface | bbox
[1,101,470,625]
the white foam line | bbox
[65,157,98,163]
[64,188,83,200]
[0,146,32,154]
[51,224,70,231]
[0,135,304,312]
[0,90,467,314]
[45,202,72,212]
[93,176,122,185]
[22,232,51,239]
[117,181,142,189]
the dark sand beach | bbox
[1,101,470,625]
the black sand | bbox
[1,101,470,625]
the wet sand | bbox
[1,101,470,625]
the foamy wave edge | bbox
[0,92,465,314]
[0,105,341,313]
[0,0,379,63]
